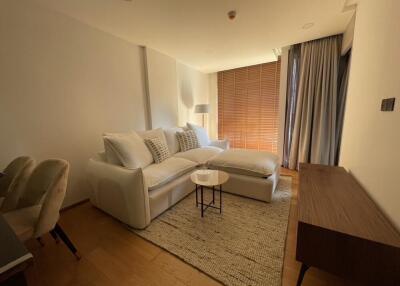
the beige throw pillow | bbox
[176,130,200,152]
[144,137,171,164]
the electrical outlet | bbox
[381,98,395,111]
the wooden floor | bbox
[24,169,355,286]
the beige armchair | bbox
[0,156,35,212]
[3,159,81,260]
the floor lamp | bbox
[194,104,209,128]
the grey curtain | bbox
[288,35,342,169]
[282,44,301,168]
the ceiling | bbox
[33,0,355,73]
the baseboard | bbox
[61,198,90,212]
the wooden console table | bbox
[296,164,400,286]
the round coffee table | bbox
[190,170,229,217]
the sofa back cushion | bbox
[136,128,167,145]
[163,127,184,154]
[144,137,170,164]
[103,131,153,169]
[176,130,200,152]
[187,123,211,147]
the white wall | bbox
[176,62,210,129]
[341,13,356,55]
[145,48,179,129]
[0,0,148,206]
[144,49,211,130]
[340,0,400,229]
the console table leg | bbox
[296,264,309,286]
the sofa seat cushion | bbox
[173,146,223,165]
[143,157,197,191]
[207,149,279,178]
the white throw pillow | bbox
[187,123,210,147]
[103,131,132,165]
[164,127,184,154]
[103,131,153,169]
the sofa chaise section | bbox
[173,146,223,164]
[207,149,280,202]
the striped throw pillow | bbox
[176,130,200,152]
[144,137,170,164]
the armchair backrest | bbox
[24,159,70,237]
[18,159,69,208]
[0,156,35,212]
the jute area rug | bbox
[133,176,292,286]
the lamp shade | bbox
[194,104,209,114]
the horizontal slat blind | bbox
[218,60,280,153]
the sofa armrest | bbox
[209,139,230,150]
[86,158,150,229]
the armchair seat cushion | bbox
[207,149,279,178]
[3,205,41,241]
[173,146,223,165]
[143,158,196,191]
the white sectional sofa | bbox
[87,125,279,229]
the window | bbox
[218,60,281,153]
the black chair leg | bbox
[36,237,45,247]
[49,229,60,243]
[53,223,81,260]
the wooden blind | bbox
[218,60,281,153]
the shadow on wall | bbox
[180,79,194,109]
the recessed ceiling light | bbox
[302,23,314,29]
[228,10,237,20]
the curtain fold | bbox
[335,50,351,165]
[288,35,342,169]
[282,44,301,168]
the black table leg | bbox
[195,184,198,207]
[212,186,215,204]
[296,263,309,286]
[201,185,204,217]
[220,184,222,213]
